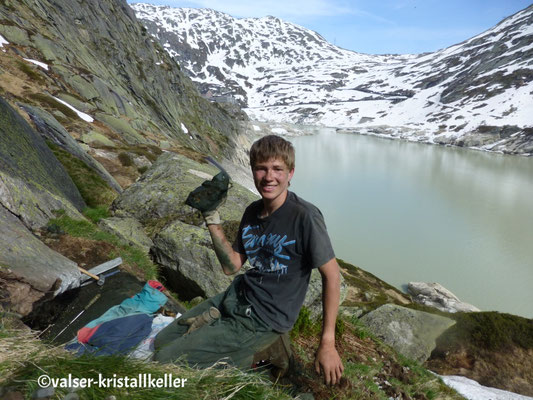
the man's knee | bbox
[154,319,185,350]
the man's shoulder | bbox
[287,191,321,212]
[286,192,323,218]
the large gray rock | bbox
[114,152,256,298]
[19,103,123,194]
[0,207,80,316]
[112,152,257,227]
[152,219,235,299]
[98,217,153,254]
[0,96,84,229]
[360,304,456,363]
[407,282,480,313]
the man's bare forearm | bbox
[321,261,341,343]
[315,258,344,385]
[207,224,243,275]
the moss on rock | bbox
[48,142,117,208]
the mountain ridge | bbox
[132,3,533,155]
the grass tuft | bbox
[118,151,134,167]
[47,142,118,208]
[47,213,158,280]
[83,206,110,223]
[0,326,291,399]
[440,311,533,351]
[290,307,321,340]
[16,61,45,83]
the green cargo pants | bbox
[153,275,281,369]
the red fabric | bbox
[77,325,101,343]
[148,280,166,292]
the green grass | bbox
[47,213,158,280]
[83,206,110,223]
[289,313,464,400]
[118,151,135,167]
[336,258,401,309]
[348,316,372,340]
[16,61,45,83]
[289,307,321,340]
[439,311,533,352]
[0,326,291,400]
[138,165,149,174]
[47,142,117,208]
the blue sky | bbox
[128,1,533,54]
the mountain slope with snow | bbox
[132,3,533,155]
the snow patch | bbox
[180,122,189,134]
[24,58,49,70]
[271,127,288,135]
[0,34,8,50]
[53,96,94,123]
[440,375,533,400]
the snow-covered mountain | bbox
[131,3,533,155]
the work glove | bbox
[202,209,221,225]
[178,306,221,335]
[185,171,230,225]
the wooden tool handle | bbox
[78,266,100,281]
[85,293,101,309]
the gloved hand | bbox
[178,307,221,335]
[185,171,230,225]
[202,209,221,225]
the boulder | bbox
[110,152,256,299]
[111,152,257,228]
[0,96,84,229]
[338,306,364,320]
[152,219,235,299]
[0,206,80,316]
[360,304,456,363]
[98,217,153,254]
[407,282,480,313]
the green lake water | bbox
[289,129,533,319]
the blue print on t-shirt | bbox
[242,224,295,275]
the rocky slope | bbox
[0,0,250,314]
[0,0,248,163]
[132,3,533,155]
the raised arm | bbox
[314,257,344,385]
[206,223,246,275]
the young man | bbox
[154,135,343,385]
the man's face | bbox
[252,158,295,203]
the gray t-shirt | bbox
[233,191,335,332]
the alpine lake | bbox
[287,128,533,319]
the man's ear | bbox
[289,168,295,180]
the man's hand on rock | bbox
[314,340,344,385]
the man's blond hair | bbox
[249,135,295,170]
